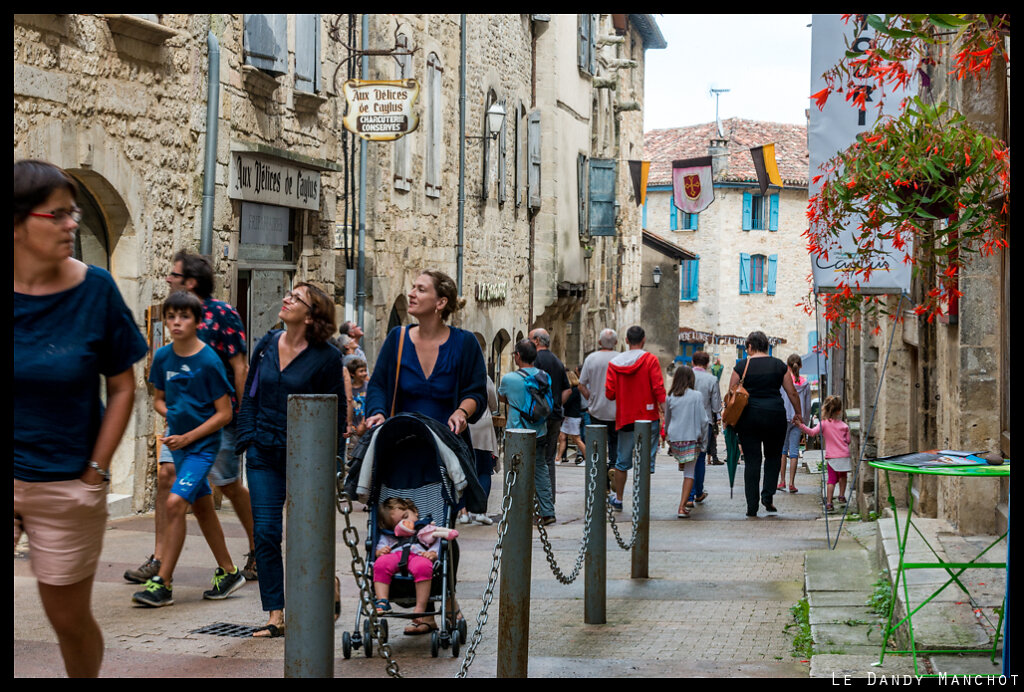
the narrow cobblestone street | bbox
[15,440,853,678]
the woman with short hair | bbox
[14,160,148,675]
[235,281,345,638]
[728,331,802,518]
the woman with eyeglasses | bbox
[235,282,345,638]
[14,160,148,676]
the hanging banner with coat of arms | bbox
[672,156,715,214]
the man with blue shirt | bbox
[498,339,556,526]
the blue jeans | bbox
[533,434,555,518]
[208,420,240,486]
[615,424,658,474]
[689,423,714,501]
[245,446,287,612]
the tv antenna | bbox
[710,87,730,137]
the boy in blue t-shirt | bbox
[132,291,245,607]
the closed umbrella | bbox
[724,425,741,498]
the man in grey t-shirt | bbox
[578,328,619,484]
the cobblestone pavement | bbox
[15,440,836,677]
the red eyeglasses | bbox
[29,207,83,224]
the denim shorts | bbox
[781,423,802,458]
[614,425,659,473]
[207,420,240,487]
[170,449,215,504]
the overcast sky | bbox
[643,14,813,132]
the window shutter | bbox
[425,54,443,198]
[527,110,541,209]
[766,254,778,294]
[739,252,752,294]
[768,194,780,231]
[670,199,678,230]
[588,158,617,236]
[589,14,598,75]
[295,14,321,93]
[578,15,590,73]
[692,257,700,300]
[577,154,587,236]
[392,34,412,191]
[642,197,647,229]
[515,104,523,207]
[498,101,507,205]
[742,192,753,231]
[688,212,699,230]
[243,14,288,75]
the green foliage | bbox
[785,597,815,659]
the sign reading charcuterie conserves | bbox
[342,79,420,141]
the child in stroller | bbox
[373,497,459,634]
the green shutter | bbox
[588,158,617,236]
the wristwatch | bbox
[87,461,111,482]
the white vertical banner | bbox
[808,14,914,294]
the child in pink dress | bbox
[798,395,851,511]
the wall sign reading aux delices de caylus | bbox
[342,79,420,141]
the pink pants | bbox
[827,464,848,486]
[373,551,434,584]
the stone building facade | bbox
[14,13,665,513]
[643,119,814,383]
[15,13,352,513]
[844,36,1010,535]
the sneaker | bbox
[472,513,494,526]
[609,494,623,512]
[124,554,161,584]
[203,567,246,600]
[788,485,799,494]
[538,516,556,527]
[240,551,258,582]
[133,576,173,607]
[458,512,472,525]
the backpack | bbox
[510,369,554,424]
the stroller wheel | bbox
[341,631,352,659]
[451,628,460,657]
[363,618,374,657]
[430,629,440,657]
[458,618,468,644]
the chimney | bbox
[708,137,729,180]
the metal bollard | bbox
[497,429,536,678]
[631,420,652,579]
[585,424,607,624]
[284,395,337,678]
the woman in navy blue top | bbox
[13,160,147,677]
[363,270,486,635]
[235,282,344,638]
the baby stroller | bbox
[342,412,482,658]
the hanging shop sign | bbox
[342,79,420,141]
[229,153,321,211]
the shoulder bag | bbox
[389,326,407,418]
[721,358,751,428]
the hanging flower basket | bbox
[806,96,1009,332]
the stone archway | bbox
[387,294,409,334]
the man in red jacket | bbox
[604,326,666,511]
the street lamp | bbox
[641,266,662,289]
[467,100,507,141]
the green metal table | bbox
[869,459,1009,675]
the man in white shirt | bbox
[578,328,618,488]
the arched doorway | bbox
[491,329,511,382]
[387,294,409,334]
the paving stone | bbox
[810,653,921,678]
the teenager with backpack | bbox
[498,339,556,526]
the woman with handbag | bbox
[725,331,802,518]
[234,282,345,638]
[363,269,487,634]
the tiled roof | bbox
[644,118,809,187]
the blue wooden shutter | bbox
[809,330,818,352]
[739,253,751,294]
[295,14,321,93]
[688,212,699,230]
[244,14,288,75]
[670,199,678,230]
[589,14,598,75]
[768,194,780,231]
[742,192,753,231]
[588,158,617,236]
[578,14,590,72]
[577,153,587,236]
[766,254,778,294]
[688,257,700,300]
[527,110,541,209]
[642,197,647,229]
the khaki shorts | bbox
[13,477,108,586]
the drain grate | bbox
[191,622,263,638]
